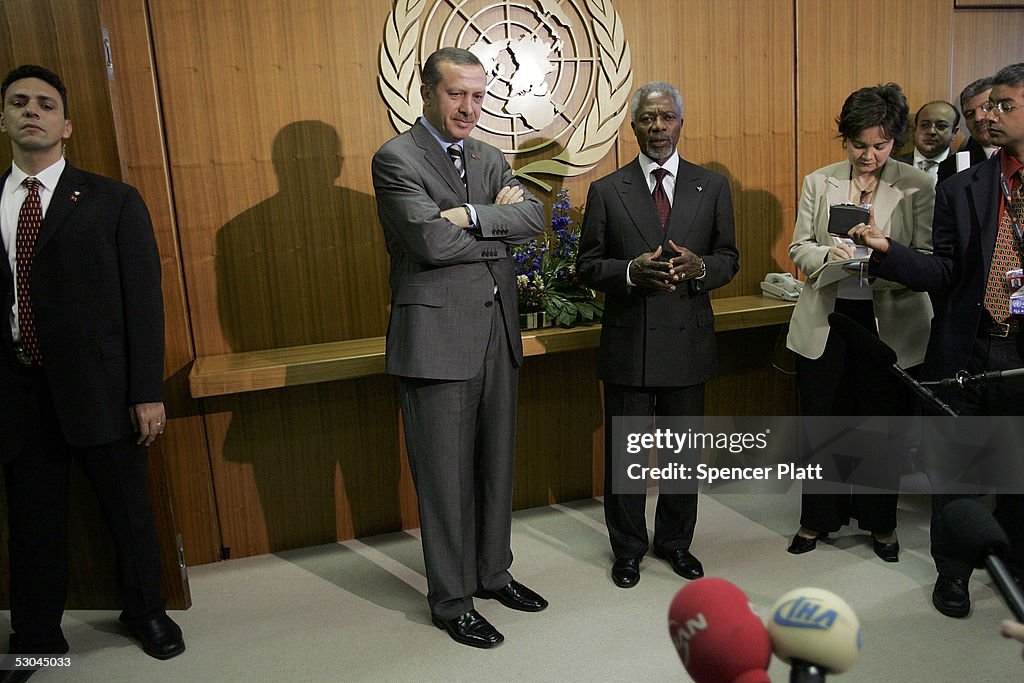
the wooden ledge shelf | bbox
[189,295,794,398]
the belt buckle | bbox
[991,321,1011,338]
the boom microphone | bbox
[667,577,772,683]
[940,498,1024,622]
[936,367,1024,390]
[768,587,861,682]
[826,312,957,416]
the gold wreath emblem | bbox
[378,0,632,191]
[378,0,426,132]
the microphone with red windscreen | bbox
[668,577,772,683]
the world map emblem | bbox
[379,0,633,190]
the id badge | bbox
[1009,268,1024,316]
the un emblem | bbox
[379,0,633,190]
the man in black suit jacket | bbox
[578,81,739,589]
[0,65,183,668]
[937,77,999,184]
[853,63,1024,620]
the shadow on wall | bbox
[216,120,388,350]
[213,121,401,554]
[703,162,790,293]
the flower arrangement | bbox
[512,188,603,328]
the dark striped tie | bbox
[448,144,466,185]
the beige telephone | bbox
[761,272,802,301]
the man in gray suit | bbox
[371,47,546,649]
[578,81,739,589]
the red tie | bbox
[15,177,44,365]
[652,167,671,230]
[984,170,1023,322]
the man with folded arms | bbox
[372,48,547,648]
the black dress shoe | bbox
[0,669,35,683]
[431,610,504,648]
[872,538,900,563]
[121,613,185,660]
[933,575,970,618]
[611,557,641,588]
[475,580,548,612]
[787,532,827,555]
[654,548,704,580]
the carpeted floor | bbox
[7,484,1024,682]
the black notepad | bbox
[827,204,870,236]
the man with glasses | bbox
[938,77,1000,184]
[850,62,1024,619]
[894,100,959,183]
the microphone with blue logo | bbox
[767,587,861,682]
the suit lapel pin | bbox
[471,153,479,160]
[70,191,81,202]
[696,186,703,192]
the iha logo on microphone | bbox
[668,612,708,667]
[772,595,839,630]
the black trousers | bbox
[930,327,1024,580]
[602,382,704,559]
[795,299,913,534]
[3,366,165,653]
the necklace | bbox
[851,173,878,205]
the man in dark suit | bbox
[893,100,959,183]
[0,64,183,672]
[371,48,546,649]
[937,77,999,184]
[577,81,739,589]
[854,62,1024,619]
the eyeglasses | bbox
[980,101,1021,115]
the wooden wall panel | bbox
[199,377,402,559]
[148,0,393,357]
[796,0,954,182]
[952,9,1024,97]
[95,0,221,570]
[515,352,604,509]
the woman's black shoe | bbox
[787,532,827,554]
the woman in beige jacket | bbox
[785,83,934,562]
